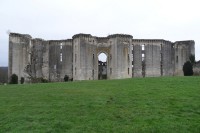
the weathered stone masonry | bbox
[8,33,195,83]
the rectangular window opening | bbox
[60,43,63,50]
[142,53,145,61]
[160,53,162,62]
[142,44,145,51]
[128,54,130,62]
[128,68,129,75]
[93,54,95,67]
[60,53,62,62]
[160,44,162,51]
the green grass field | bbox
[0,77,200,133]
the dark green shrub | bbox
[10,74,18,84]
[64,75,69,82]
[183,61,193,76]
[41,78,48,83]
[20,77,24,84]
[30,77,48,83]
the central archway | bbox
[98,53,107,80]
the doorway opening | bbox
[98,53,107,80]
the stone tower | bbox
[8,33,32,83]
[174,40,195,75]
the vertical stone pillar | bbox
[133,40,142,77]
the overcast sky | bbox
[0,0,200,66]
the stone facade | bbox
[194,61,200,76]
[8,33,195,83]
[0,67,8,83]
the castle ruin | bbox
[8,33,195,83]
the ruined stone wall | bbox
[8,33,31,83]
[8,33,195,83]
[0,67,8,83]
[30,39,49,80]
[31,39,45,78]
[60,40,73,81]
[49,41,60,81]
[193,61,200,76]
[49,40,73,82]
[162,41,174,76]
[42,41,49,80]
[144,40,161,77]
[174,41,195,76]
[133,40,159,77]
[9,34,72,82]
[132,39,175,77]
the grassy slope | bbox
[0,77,200,133]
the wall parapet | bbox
[96,37,109,43]
[9,32,32,39]
[72,33,92,39]
[132,39,172,44]
[49,39,73,43]
[34,38,45,41]
[174,40,195,44]
[108,34,133,39]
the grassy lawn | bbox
[0,76,200,133]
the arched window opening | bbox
[98,53,107,62]
[98,53,107,80]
